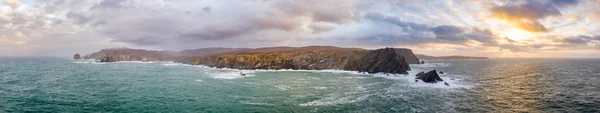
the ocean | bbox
[1,57,599,112]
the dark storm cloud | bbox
[363,12,497,45]
[363,12,429,31]
[431,25,467,42]
[561,35,597,44]
[551,0,579,6]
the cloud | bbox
[309,23,335,33]
[431,25,467,41]
[488,0,579,32]
[561,35,599,44]
[4,0,20,9]
[1,0,600,57]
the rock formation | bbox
[415,70,444,83]
[83,46,418,74]
[178,47,412,74]
[72,53,82,60]
[100,56,117,62]
[394,48,420,64]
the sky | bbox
[1,0,600,58]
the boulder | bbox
[415,70,443,83]
[420,60,425,64]
[415,71,425,77]
[73,53,82,60]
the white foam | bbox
[115,61,156,64]
[240,101,274,106]
[162,63,472,89]
[274,85,291,90]
[162,62,184,66]
[411,63,451,67]
[209,71,254,79]
[194,79,203,82]
[314,86,328,90]
[299,94,373,106]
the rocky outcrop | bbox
[73,53,82,60]
[415,70,443,83]
[394,48,420,64]
[179,47,411,74]
[100,56,117,62]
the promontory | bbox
[80,46,421,74]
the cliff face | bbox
[394,48,420,64]
[179,48,411,74]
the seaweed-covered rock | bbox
[416,70,443,83]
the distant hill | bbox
[416,54,488,60]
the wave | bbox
[115,61,157,64]
[299,93,373,106]
[411,63,451,67]
[153,62,471,89]
[208,71,254,79]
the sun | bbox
[504,28,534,41]
[484,19,535,42]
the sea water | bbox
[1,57,599,112]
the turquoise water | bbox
[1,57,599,112]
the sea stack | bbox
[73,53,82,60]
[415,70,444,83]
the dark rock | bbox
[100,56,117,62]
[444,82,449,86]
[439,71,444,74]
[415,71,425,77]
[73,53,82,60]
[415,70,444,83]
[420,60,425,64]
[394,48,420,64]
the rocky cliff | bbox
[178,47,411,74]
[394,48,420,64]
